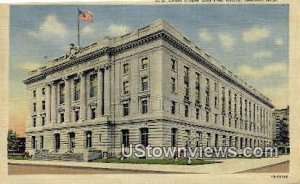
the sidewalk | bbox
[8,155,289,174]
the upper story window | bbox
[90,74,97,98]
[184,105,189,117]
[42,88,45,96]
[171,77,176,93]
[171,101,176,114]
[123,103,129,116]
[33,117,36,127]
[214,82,218,92]
[123,81,129,95]
[184,66,189,76]
[141,57,149,70]
[33,90,36,98]
[59,83,65,104]
[74,79,80,101]
[42,101,45,111]
[141,77,149,91]
[171,59,177,71]
[123,63,129,74]
[141,99,148,114]
[33,103,36,112]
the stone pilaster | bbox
[65,77,71,122]
[50,82,57,123]
[97,68,104,116]
[45,84,51,125]
[80,72,87,120]
[104,65,111,116]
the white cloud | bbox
[28,14,67,39]
[237,62,287,80]
[261,83,288,109]
[14,62,42,71]
[198,28,213,43]
[107,24,130,36]
[82,25,95,36]
[275,38,284,46]
[242,26,270,43]
[218,33,235,52]
[253,50,273,59]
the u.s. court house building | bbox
[24,19,274,159]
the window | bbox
[141,58,149,69]
[42,88,45,95]
[123,103,129,116]
[60,113,64,123]
[171,77,176,93]
[171,128,177,147]
[33,90,36,97]
[91,108,96,119]
[229,118,232,127]
[205,78,210,106]
[41,116,45,126]
[214,82,218,92]
[59,83,65,104]
[141,77,148,91]
[42,101,45,111]
[206,111,209,122]
[196,108,200,119]
[214,96,218,108]
[171,101,176,114]
[140,128,149,147]
[123,63,129,74]
[86,131,92,148]
[40,136,44,149]
[90,74,97,97]
[75,111,79,121]
[33,103,36,112]
[222,135,226,147]
[31,136,36,149]
[171,59,176,71]
[184,105,189,117]
[215,114,218,124]
[234,119,237,128]
[196,131,202,147]
[122,129,130,147]
[215,134,219,147]
[184,66,189,76]
[54,133,60,150]
[74,79,80,101]
[222,116,225,126]
[141,99,148,114]
[33,117,36,127]
[123,81,129,94]
[207,133,211,147]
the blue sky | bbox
[9,5,289,135]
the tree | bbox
[275,120,289,146]
[7,129,17,151]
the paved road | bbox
[239,161,289,173]
[8,164,179,175]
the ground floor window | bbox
[121,129,130,147]
[171,128,177,147]
[31,136,36,149]
[140,128,149,147]
[54,133,60,151]
[40,136,44,149]
[69,132,75,150]
[86,131,92,148]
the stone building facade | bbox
[24,19,274,157]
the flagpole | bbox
[77,7,80,48]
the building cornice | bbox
[23,29,273,108]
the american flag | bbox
[78,9,93,23]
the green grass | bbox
[92,158,216,165]
[8,156,30,160]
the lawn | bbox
[92,158,217,165]
[8,156,30,160]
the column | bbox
[65,77,71,122]
[51,82,57,123]
[80,72,87,120]
[45,84,51,125]
[104,65,111,116]
[97,68,104,116]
